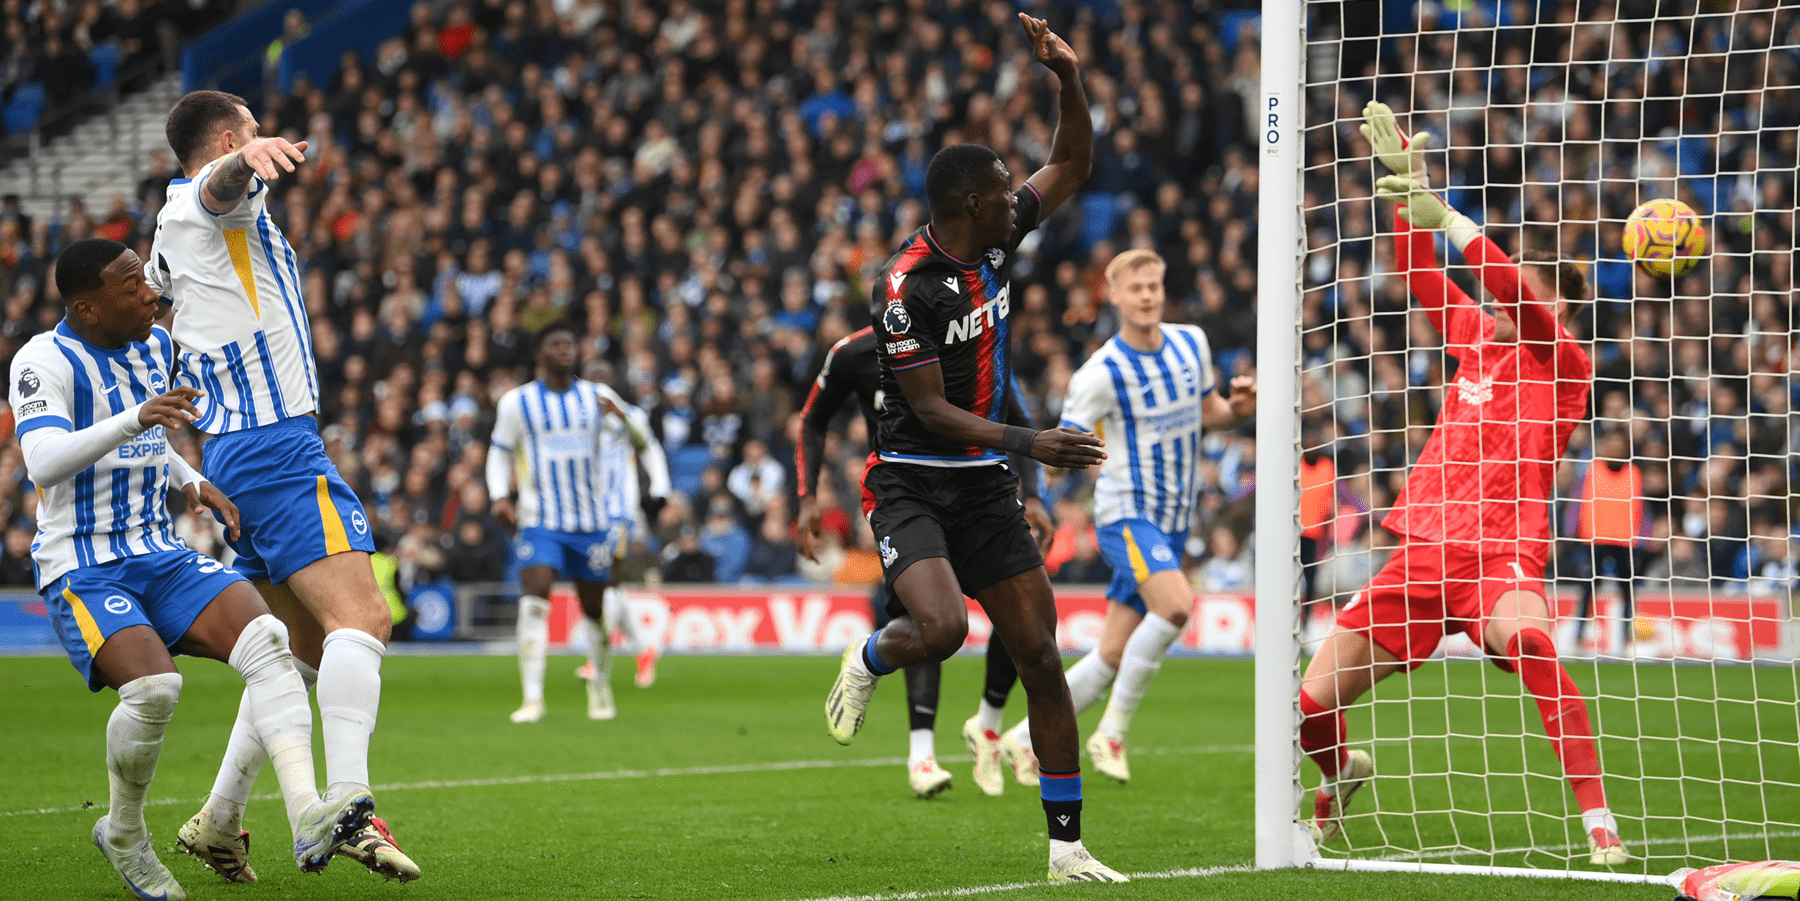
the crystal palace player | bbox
[1300,102,1628,865]
[820,13,1125,883]
[796,326,1044,799]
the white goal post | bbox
[1257,0,1800,885]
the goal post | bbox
[1256,0,1800,884]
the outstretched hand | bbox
[1030,427,1105,470]
[138,386,202,432]
[1374,175,1457,230]
[1019,13,1077,74]
[238,137,309,182]
[1359,101,1429,179]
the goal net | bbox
[1257,0,1800,882]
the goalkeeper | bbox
[1300,101,1627,866]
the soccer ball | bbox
[1622,198,1707,279]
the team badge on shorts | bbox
[104,595,133,614]
[880,536,898,567]
[517,542,535,560]
[351,510,368,535]
[1152,544,1175,563]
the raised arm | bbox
[1465,231,1560,350]
[1019,14,1091,218]
[200,136,308,215]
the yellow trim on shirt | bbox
[222,228,262,318]
[1122,525,1151,584]
[316,475,352,556]
[63,586,104,657]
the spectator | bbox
[662,525,715,584]
[697,495,750,584]
[1195,525,1253,593]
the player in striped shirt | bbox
[19,239,371,897]
[998,249,1255,784]
[148,91,416,883]
[1298,103,1626,864]
[488,321,651,722]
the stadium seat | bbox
[668,444,714,501]
[90,43,121,90]
[2,81,46,135]
[1078,192,1124,254]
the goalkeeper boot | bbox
[1588,827,1629,866]
[1086,731,1130,784]
[1311,749,1374,843]
[1047,844,1130,883]
[908,757,953,799]
[587,674,617,721]
[1000,729,1040,787]
[176,809,257,883]
[336,817,421,883]
[635,646,659,688]
[824,641,880,745]
[94,816,188,900]
[293,785,375,873]
[961,717,1006,796]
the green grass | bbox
[3,652,1777,900]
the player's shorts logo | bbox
[879,536,898,567]
[104,595,133,614]
[350,510,368,535]
[882,301,911,337]
[1151,544,1175,563]
[16,368,38,398]
[517,542,535,559]
[587,542,609,572]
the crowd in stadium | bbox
[0,0,1796,615]
[1301,0,1800,606]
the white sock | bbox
[1004,717,1032,750]
[317,628,385,790]
[908,728,934,763]
[974,699,1004,733]
[517,596,551,703]
[205,660,314,832]
[1064,648,1118,714]
[585,615,610,681]
[106,673,182,843]
[1049,838,1085,863]
[1098,613,1181,739]
[228,614,321,831]
[1582,807,1619,835]
[605,586,639,651]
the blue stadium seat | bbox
[90,43,121,90]
[1079,192,1124,254]
[2,82,46,135]
[668,444,714,502]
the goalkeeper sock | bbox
[1299,689,1347,780]
[1508,628,1608,812]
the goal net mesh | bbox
[1293,0,1800,874]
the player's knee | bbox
[1507,626,1555,663]
[914,617,968,660]
[122,672,184,722]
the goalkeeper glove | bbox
[1374,175,1482,251]
[1359,101,1430,178]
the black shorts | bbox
[863,460,1043,618]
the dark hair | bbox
[1511,249,1589,303]
[166,90,249,169]
[53,238,129,300]
[925,143,1003,220]
[534,319,578,351]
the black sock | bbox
[983,635,1018,709]
[903,662,940,732]
[1040,766,1082,842]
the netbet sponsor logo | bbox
[943,287,1009,345]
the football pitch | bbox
[1,652,1764,901]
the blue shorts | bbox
[202,417,375,584]
[515,527,619,583]
[46,549,249,692]
[1096,518,1184,616]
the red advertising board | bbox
[544,586,1785,661]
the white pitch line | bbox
[1356,827,1800,863]
[0,743,1253,818]
[787,864,1258,901]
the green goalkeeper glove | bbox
[1375,175,1482,250]
[1359,101,1430,178]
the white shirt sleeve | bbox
[487,390,521,501]
[1058,361,1115,433]
[11,343,149,488]
[166,448,202,490]
[625,403,671,498]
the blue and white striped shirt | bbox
[490,379,632,533]
[1060,324,1217,538]
[11,324,185,588]
[147,161,320,434]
